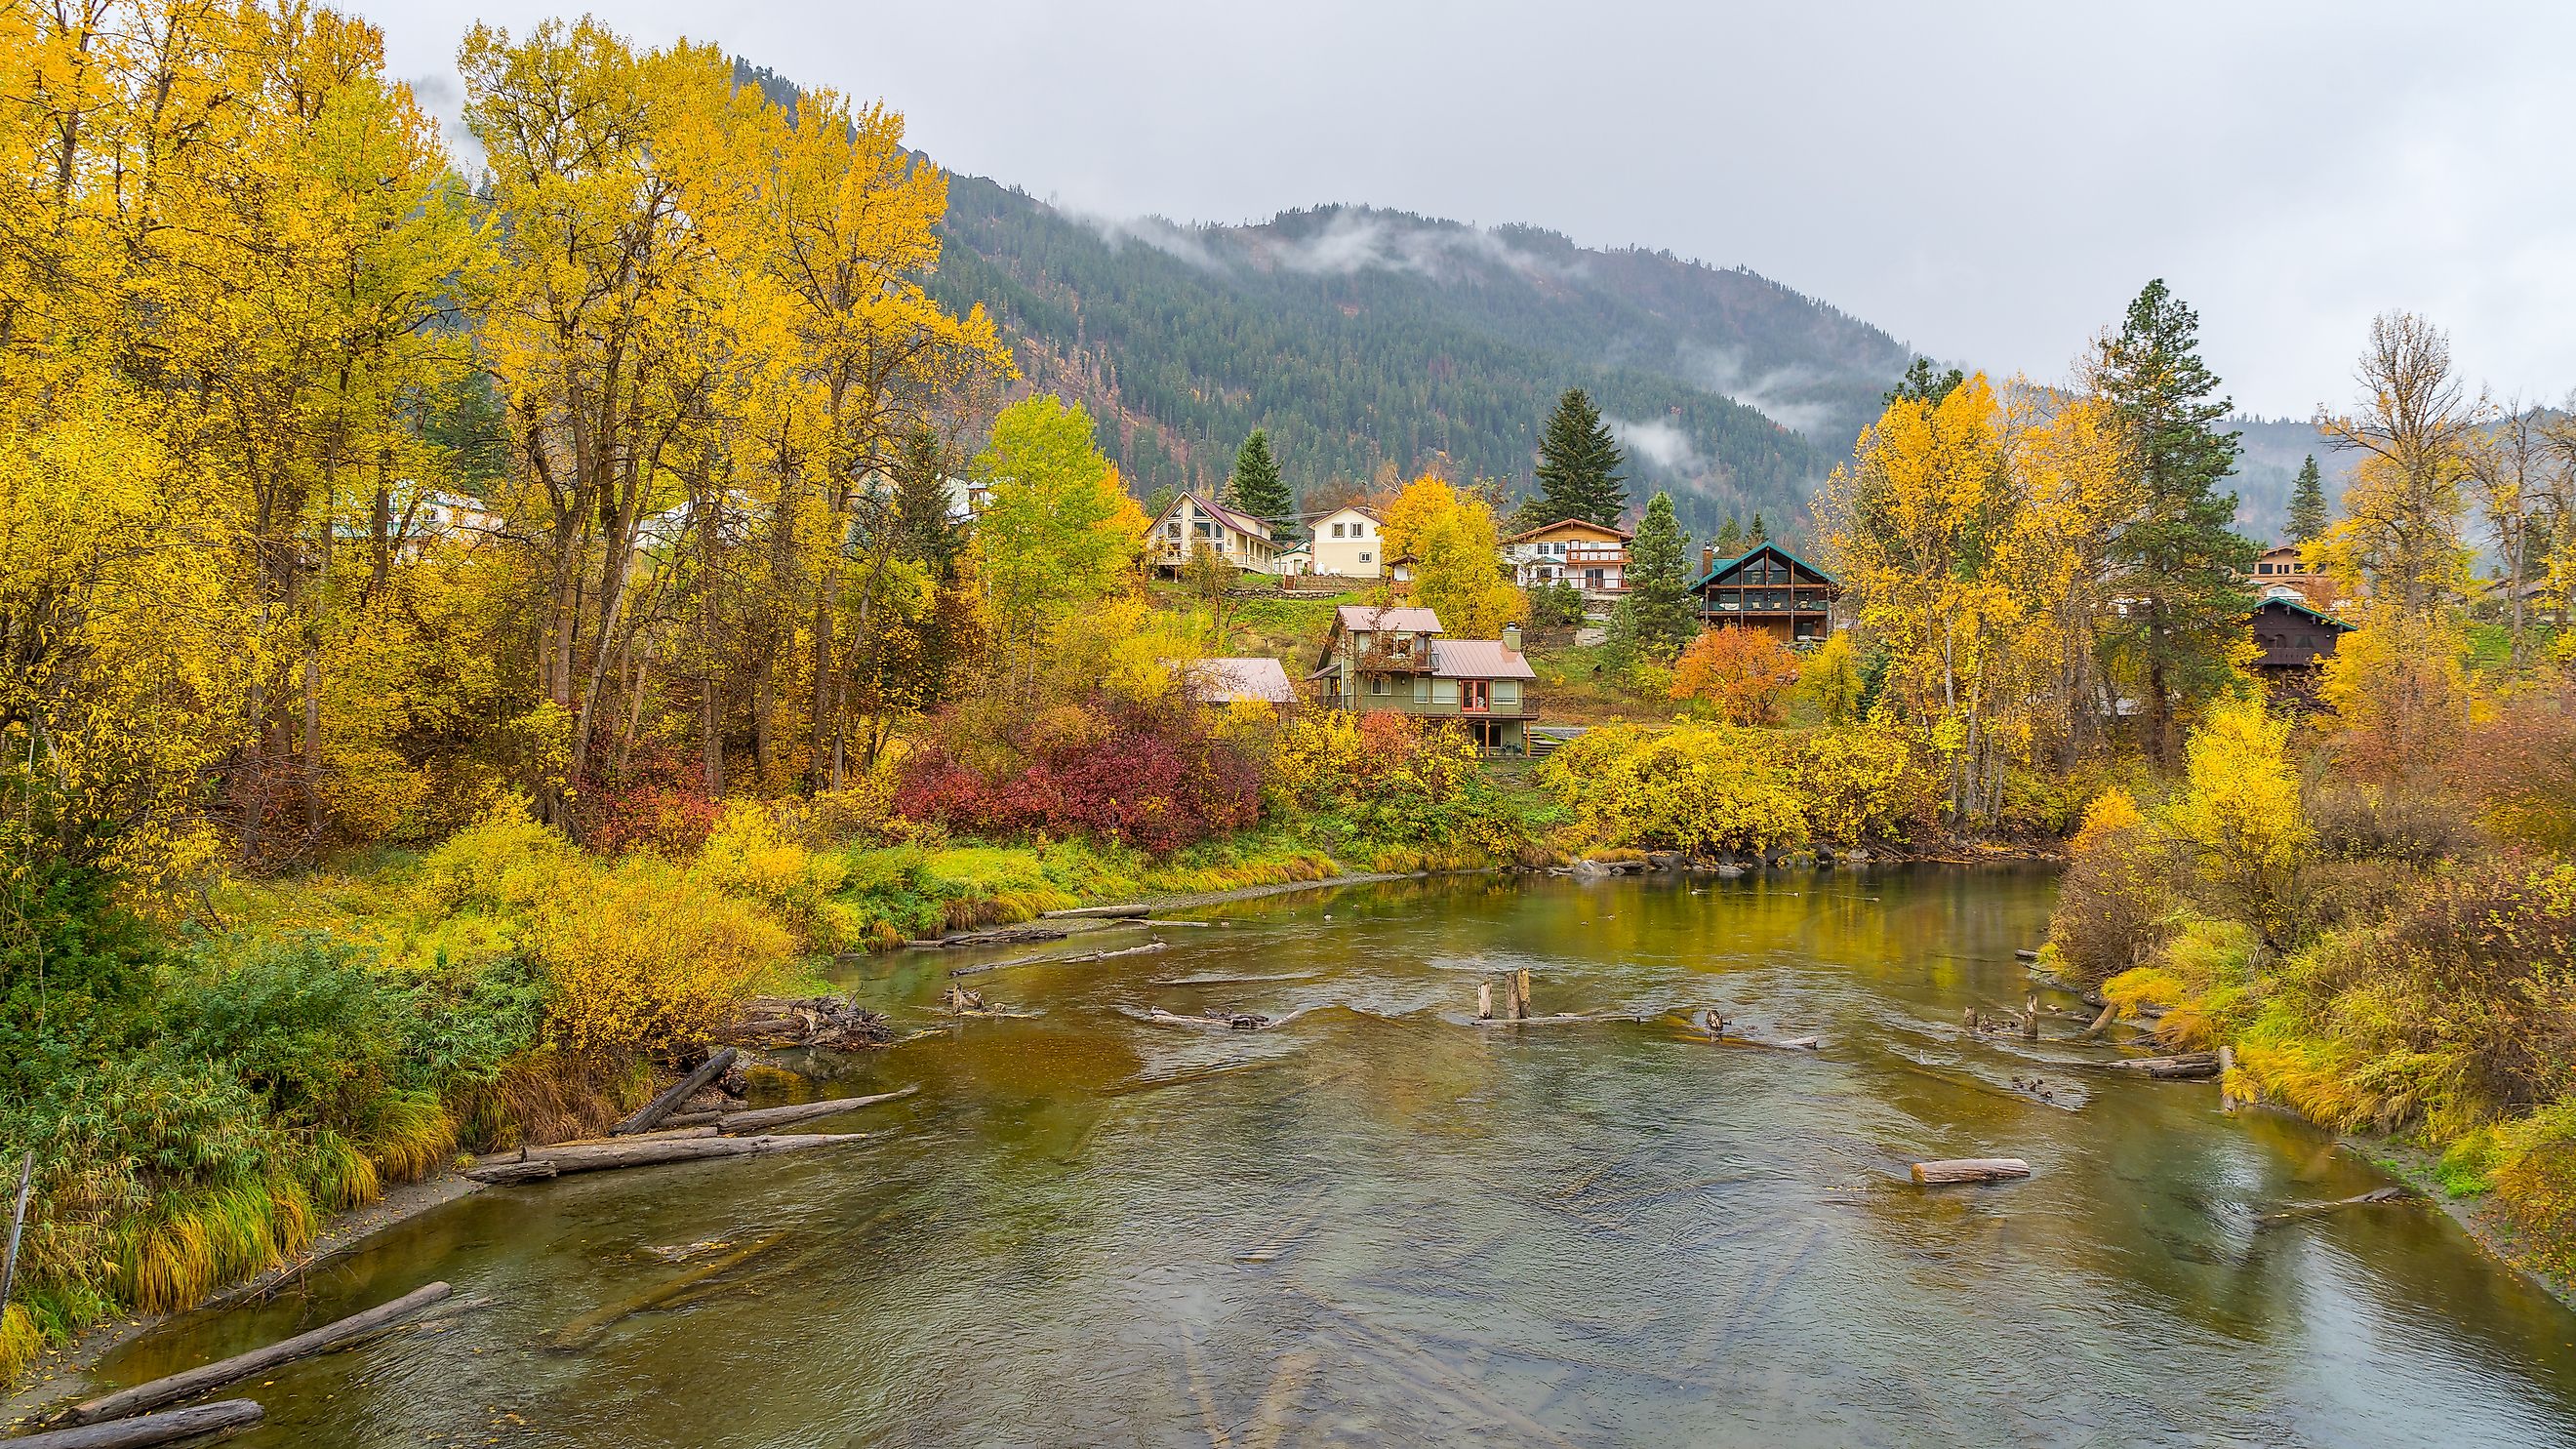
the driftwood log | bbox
[1045,904,1151,919]
[680,1086,917,1134]
[948,941,1167,979]
[721,997,892,1050]
[2077,1000,2119,1040]
[547,1233,788,1349]
[1911,1158,2032,1186]
[56,1282,451,1426]
[2103,1052,2221,1079]
[18,1401,264,1447]
[2013,948,2040,961]
[612,1049,739,1136]
[2256,1186,2411,1228]
[463,1132,869,1185]
[906,925,1067,948]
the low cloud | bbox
[1261,211,1571,282]
[1606,416,1702,474]
[1677,342,1840,437]
[1065,208,1228,271]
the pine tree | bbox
[1227,428,1295,535]
[1747,510,1768,544]
[1612,492,1698,662]
[2285,454,2328,544]
[1711,515,1744,559]
[1533,388,1628,526]
[1886,356,1966,407]
[2094,279,2257,765]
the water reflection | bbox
[92,868,2576,1447]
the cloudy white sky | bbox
[370,0,2576,419]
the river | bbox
[88,869,2576,1446]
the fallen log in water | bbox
[699,1085,918,1134]
[2256,1186,2411,1228]
[948,941,1168,979]
[56,1283,451,1426]
[612,1049,739,1136]
[1474,1010,1660,1027]
[720,996,893,1050]
[2013,947,2040,961]
[463,1133,870,1185]
[1911,1158,2032,1186]
[906,924,1069,948]
[19,1401,264,1447]
[1045,904,1151,919]
[2102,1052,2221,1079]
[547,1233,788,1349]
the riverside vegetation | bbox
[10,0,2576,1392]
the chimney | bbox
[1701,544,1715,574]
[1503,624,1522,653]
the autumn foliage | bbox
[1670,628,1802,725]
[895,694,1261,854]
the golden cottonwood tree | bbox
[1379,476,1524,636]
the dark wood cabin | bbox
[1688,543,1840,643]
[2248,596,2353,676]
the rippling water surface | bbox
[99,869,2576,1446]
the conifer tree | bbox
[1887,357,1966,407]
[1612,492,1698,661]
[2094,279,2257,765]
[1747,510,1768,544]
[1227,429,1295,535]
[1711,515,1744,559]
[2286,454,2328,545]
[1533,388,1628,526]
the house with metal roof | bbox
[1687,543,1841,643]
[2248,595,2354,677]
[1308,605,1540,754]
[1174,657,1299,706]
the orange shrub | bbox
[1670,628,1800,725]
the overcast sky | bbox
[370,0,2576,419]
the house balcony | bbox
[1352,643,1434,673]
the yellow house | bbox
[1146,490,1281,575]
[1308,504,1386,578]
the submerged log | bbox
[58,1282,451,1426]
[2013,947,2040,962]
[2078,1000,2119,1040]
[906,924,1068,948]
[948,941,1168,978]
[464,1132,869,1185]
[612,1049,739,1136]
[19,1401,264,1447]
[2102,1052,2221,1079]
[704,1086,918,1134]
[1911,1158,2032,1186]
[547,1233,788,1349]
[2257,1186,2411,1228]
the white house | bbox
[1504,517,1631,597]
[1147,490,1282,575]
[1308,505,1386,578]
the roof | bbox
[1429,639,1537,680]
[2259,543,2307,559]
[1688,542,1838,591]
[1150,489,1272,541]
[1334,605,1443,634]
[2252,596,2354,630]
[1506,516,1632,544]
[1177,657,1299,704]
[1311,503,1382,523]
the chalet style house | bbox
[1504,518,1631,597]
[1308,505,1385,578]
[1308,605,1538,755]
[1147,491,1282,576]
[2251,543,2336,609]
[2249,596,2354,684]
[1689,543,1840,643]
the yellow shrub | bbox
[525,857,791,1056]
[1540,722,1808,856]
[696,801,853,950]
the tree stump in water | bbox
[1477,982,1494,1021]
[1512,968,1534,1021]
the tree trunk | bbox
[463,1131,869,1184]
[1911,1158,2030,1186]
[17,1402,263,1447]
[611,1048,739,1136]
[55,1283,450,1426]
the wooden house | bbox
[1146,491,1283,576]
[1689,543,1840,643]
[2248,596,2353,677]
[1504,517,1632,598]
[1308,605,1539,754]
[2249,543,2336,609]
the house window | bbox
[1463,680,1490,712]
[1369,676,1389,697]
[1586,569,1605,588]
[1359,551,1373,564]
[1332,523,1347,539]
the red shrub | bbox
[580,744,723,856]
[894,695,1260,853]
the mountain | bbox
[924,184,1914,542]
[2224,416,2351,545]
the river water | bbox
[92,870,2576,1446]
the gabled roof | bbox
[2252,596,2354,630]
[1429,639,1536,680]
[1176,657,1298,704]
[1689,542,1836,591]
[1310,503,1383,523]
[1334,605,1442,634]
[1150,489,1272,541]
[1506,516,1632,544]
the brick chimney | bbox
[1701,544,1716,574]
[1503,624,1522,653]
